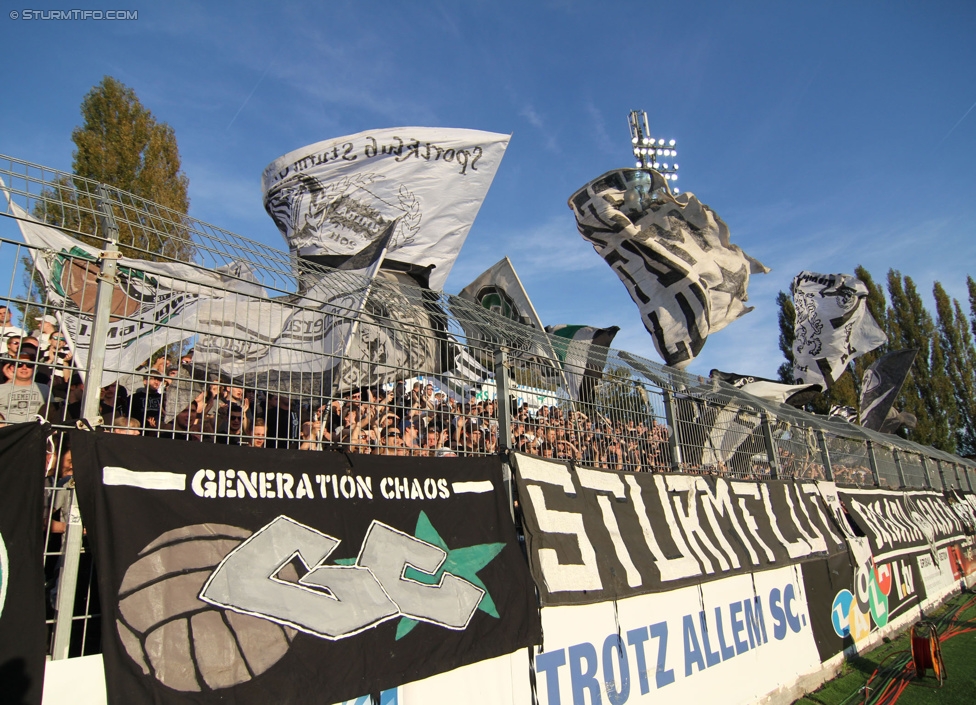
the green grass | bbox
[794,590,976,705]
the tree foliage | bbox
[35,76,192,262]
[884,271,956,451]
[775,290,795,384]
[934,282,976,455]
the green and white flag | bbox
[545,324,619,403]
[457,257,560,374]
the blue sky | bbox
[2,1,975,379]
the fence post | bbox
[493,348,515,520]
[760,412,781,479]
[816,430,834,481]
[494,348,513,452]
[892,449,908,488]
[866,441,881,486]
[52,185,121,659]
[50,487,83,660]
[920,455,934,488]
[662,389,683,472]
[80,184,121,423]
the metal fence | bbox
[1,153,975,661]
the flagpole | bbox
[503,256,572,396]
[337,219,399,382]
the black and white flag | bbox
[262,127,509,292]
[545,324,619,403]
[71,432,541,704]
[709,369,822,408]
[193,222,440,394]
[791,272,887,387]
[859,349,917,432]
[569,168,768,368]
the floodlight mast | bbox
[628,109,680,192]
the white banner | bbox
[535,567,821,705]
[262,127,509,291]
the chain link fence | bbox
[1,153,974,661]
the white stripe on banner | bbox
[451,481,494,494]
[103,466,186,491]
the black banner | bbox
[801,536,923,662]
[801,554,856,662]
[0,422,48,705]
[512,453,847,606]
[71,431,540,704]
[837,488,966,562]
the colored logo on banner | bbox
[115,513,504,692]
[0,530,8,619]
[830,560,892,639]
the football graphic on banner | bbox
[115,523,296,692]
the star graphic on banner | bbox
[713,263,748,300]
[334,511,505,640]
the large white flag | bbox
[569,168,769,368]
[3,195,231,386]
[193,235,440,392]
[791,271,887,387]
[262,127,509,291]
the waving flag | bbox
[2,189,218,386]
[262,127,509,291]
[545,324,619,403]
[859,349,917,431]
[457,257,560,375]
[791,271,887,387]
[709,369,822,408]
[569,168,768,368]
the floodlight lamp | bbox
[674,164,679,169]
[635,161,642,167]
[658,139,665,146]
[632,137,638,144]
[671,174,678,181]
[663,163,669,169]
[669,139,676,146]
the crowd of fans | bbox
[0,304,913,487]
[1,304,679,468]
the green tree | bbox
[36,76,192,262]
[886,270,956,451]
[775,290,795,384]
[935,282,976,455]
[969,275,976,340]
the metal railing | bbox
[1,153,974,661]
